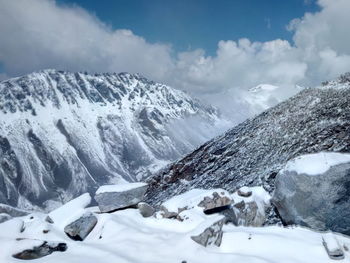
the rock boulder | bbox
[12,241,67,260]
[64,212,98,241]
[137,202,155,218]
[190,216,225,247]
[272,152,350,235]
[95,183,148,213]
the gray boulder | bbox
[191,216,225,247]
[237,188,252,197]
[95,183,148,213]
[231,200,266,227]
[12,240,67,260]
[322,234,345,260]
[137,202,155,218]
[64,212,98,241]
[272,153,350,235]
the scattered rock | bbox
[95,183,148,213]
[272,152,350,235]
[198,192,232,213]
[12,241,67,260]
[45,216,54,224]
[322,234,345,260]
[191,216,225,247]
[64,212,98,241]
[137,202,155,218]
[232,200,266,227]
[237,187,252,197]
[159,206,185,219]
[20,220,25,233]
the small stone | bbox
[64,212,98,241]
[160,206,178,219]
[237,188,252,197]
[45,216,54,224]
[137,202,155,218]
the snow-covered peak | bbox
[320,72,350,89]
[0,69,217,121]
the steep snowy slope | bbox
[0,70,224,209]
[145,73,350,204]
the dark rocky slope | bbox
[146,74,350,205]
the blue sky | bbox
[1,0,350,113]
[57,0,319,55]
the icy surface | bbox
[146,75,350,205]
[0,69,226,209]
[283,152,350,176]
[96,183,147,194]
[0,205,349,262]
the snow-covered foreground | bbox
[1,206,349,263]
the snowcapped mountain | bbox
[145,73,350,205]
[0,69,225,209]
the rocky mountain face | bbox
[0,69,224,209]
[145,74,350,205]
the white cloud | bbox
[0,0,174,81]
[1,0,350,121]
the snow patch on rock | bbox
[283,152,350,176]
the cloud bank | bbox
[0,0,349,120]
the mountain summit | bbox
[0,69,224,209]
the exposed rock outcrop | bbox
[95,183,148,212]
[272,152,350,235]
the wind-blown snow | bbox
[283,152,350,176]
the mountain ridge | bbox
[0,69,225,209]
